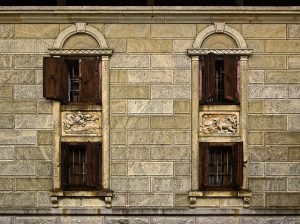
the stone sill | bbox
[200,105,240,112]
[61,104,102,111]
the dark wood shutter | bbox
[43,57,64,100]
[233,142,243,189]
[86,142,101,188]
[224,55,238,102]
[61,142,69,189]
[202,54,215,101]
[200,142,209,189]
[80,58,100,103]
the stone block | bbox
[151,24,196,38]
[151,177,190,193]
[151,146,190,160]
[16,178,52,190]
[248,115,287,130]
[266,40,300,53]
[250,193,265,207]
[248,132,264,145]
[37,131,53,145]
[15,217,57,224]
[266,162,300,176]
[249,178,287,191]
[111,85,150,99]
[173,40,193,53]
[266,193,300,207]
[0,115,13,128]
[219,198,243,207]
[240,217,293,224]
[112,193,127,207]
[111,146,150,161]
[35,69,43,84]
[0,178,14,191]
[0,100,36,114]
[81,198,106,207]
[174,70,191,84]
[110,131,126,145]
[111,162,126,176]
[288,147,300,161]
[0,192,35,208]
[248,85,286,99]
[15,55,43,68]
[14,39,36,53]
[246,40,265,53]
[0,70,35,84]
[0,130,36,145]
[249,146,288,162]
[249,162,264,176]
[107,39,126,53]
[110,100,126,114]
[111,116,149,129]
[105,217,149,224]
[0,24,13,38]
[37,100,52,114]
[248,101,264,114]
[128,70,173,84]
[242,24,286,38]
[15,114,53,129]
[266,70,300,84]
[0,85,12,98]
[151,55,191,68]
[266,132,300,145]
[0,161,35,175]
[16,146,52,160]
[36,161,53,176]
[0,217,12,224]
[35,39,55,53]
[194,198,219,207]
[288,178,300,191]
[14,85,43,99]
[152,217,194,224]
[266,100,300,114]
[15,24,59,38]
[174,194,190,207]
[0,40,14,52]
[111,54,150,68]
[288,55,300,69]
[128,131,190,145]
[0,55,13,68]
[150,115,190,129]
[58,198,81,207]
[61,217,103,224]
[248,55,286,69]
[174,162,191,176]
[151,85,191,99]
[111,177,150,192]
[288,115,300,131]
[248,70,264,84]
[128,100,173,115]
[128,39,172,53]
[110,70,127,83]
[128,162,173,176]
[105,24,150,38]
[289,85,300,98]
[0,146,14,160]
[174,100,191,114]
[128,193,173,207]
[288,24,300,38]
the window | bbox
[200,54,239,104]
[61,142,102,190]
[43,57,102,104]
[199,142,243,190]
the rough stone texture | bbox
[151,177,190,193]
[0,40,14,52]
[248,70,264,84]
[14,85,43,99]
[105,24,150,38]
[248,85,286,99]
[128,39,172,53]
[107,39,127,53]
[266,40,300,53]
[174,194,190,207]
[0,70,35,84]
[15,217,58,224]
[128,162,173,176]
[246,40,265,53]
[15,146,52,160]
[36,39,55,53]
[0,55,13,68]
[248,101,264,114]
[240,217,297,224]
[174,162,191,176]
[111,162,127,176]
[111,146,150,161]
[173,70,191,84]
[248,132,264,145]
[37,131,53,145]
[248,55,286,69]
[16,178,52,190]
[111,85,150,99]
[266,132,300,145]
[151,24,196,38]
[266,193,300,207]
[128,70,173,84]
[196,217,237,224]
[111,54,150,68]
[0,114,13,128]
[0,216,12,224]
[105,217,149,224]
[266,100,300,114]
[0,178,14,191]
[112,193,127,207]
[128,100,173,115]
[288,178,300,192]
[0,130,36,145]
[173,40,194,53]
[266,70,300,84]
[0,192,35,208]
[288,115,300,131]
[36,161,53,176]
[0,101,36,114]
[289,85,300,98]
[110,131,126,145]
[128,193,173,207]
[288,147,300,161]
[110,70,127,83]
[242,24,286,38]
[266,163,300,176]
[0,146,14,160]
[111,177,150,192]
[150,116,190,129]
[15,114,52,129]
[60,217,103,224]
[151,146,190,160]
[152,217,194,224]
[15,24,59,38]
[0,85,12,98]
[250,193,265,207]
[151,85,191,99]
[248,115,286,130]
[37,100,52,114]
[15,55,43,68]
[288,24,300,38]
[288,55,300,69]
[111,116,149,129]
[14,39,36,53]
[110,100,126,114]
[151,55,190,69]
[249,178,287,191]
[0,161,35,175]
[249,162,265,176]
[0,24,13,38]
[174,100,191,114]
[249,146,288,162]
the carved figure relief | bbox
[201,113,238,135]
[62,111,101,136]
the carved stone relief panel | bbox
[199,112,239,136]
[61,111,101,136]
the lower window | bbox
[61,142,102,190]
[200,142,243,190]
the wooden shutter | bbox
[202,54,215,102]
[200,142,209,189]
[43,57,64,100]
[224,55,238,102]
[233,142,243,189]
[80,58,100,103]
[86,142,101,188]
[61,142,69,189]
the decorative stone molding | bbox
[187,48,252,56]
[49,48,113,56]
[61,111,101,136]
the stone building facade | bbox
[0,6,300,223]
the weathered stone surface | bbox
[288,147,300,161]
[194,198,219,207]
[111,116,149,129]
[249,146,287,162]
[249,178,287,191]
[240,217,295,224]
[15,114,52,129]
[174,194,190,207]
[78,198,106,207]
[63,33,99,49]
[105,24,150,38]
[288,24,300,38]
[266,70,300,84]
[266,40,300,53]
[248,55,286,69]
[266,100,300,114]
[266,132,300,145]
[107,39,126,53]
[128,131,190,145]
[151,177,190,193]
[152,217,194,224]
[248,85,286,99]
[248,101,264,114]
[0,85,12,98]
[128,100,173,115]
[173,40,193,53]
[128,193,173,207]
[0,217,12,224]
[151,55,190,68]
[202,33,237,49]
[173,70,191,84]
[246,40,265,53]
[151,24,196,38]
[36,39,55,53]
[16,178,52,190]
[0,24,13,38]
[128,39,172,53]
[0,55,13,68]
[0,146,14,160]
[111,162,126,176]
[0,161,35,175]
[0,114,13,128]
[0,130,36,145]
[110,100,126,114]
[248,132,264,145]
[37,100,52,114]
[36,161,53,176]
[289,85,300,98]
[111,177,150,192]
[0,40,14,52]
[111,85,150,99]
[288,55,300,69]
[15,24,59,38]
[150,116,190,129]
[58,198,81,207]
[151,85,191,99]
[37,131,53,145]
[14,85,43,99]
[266,163,300,176]
[250,193,265,207]
[266,193,300,207]
[174,100,191,114]
[15,55,43,68]
[111,54,150,68]
[15,217,57,224]
[14,39,36,53]
[249,162,264,176]
[128,162,173,176]
[242,24,286,38]
[61,217,103,224]
[111,146,150,161]
[112,193,127,207]
[0,192,35,208]
[110,70,127,83]
[0,178,14,191]
[248,70,264,84]
[196,217,237,224]
[288,115,300,131]
[128,70,173,84]
[288,178,300,191]
[110,131,126,145]
[35,69,43,84]
[16,146,52,160]
[106,217,149,224]
[174,162,191,176]
[219,198,243,207]
[151,146,190,160]
[0,70,35,84]
[248,115,287,130]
